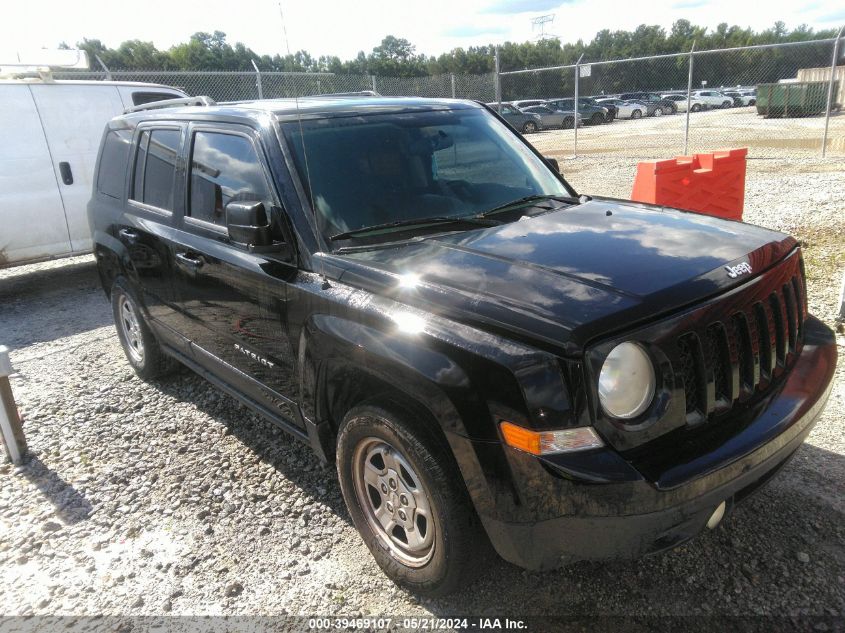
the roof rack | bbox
[124,95,216,114]
[309,90,382,98]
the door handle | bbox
[175,252,204,269]
[58,162,73,185]
[118,228,139,242]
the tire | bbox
[590,112,604,125]
[561,116,574,129]
[691,103,701,113]
[631,109,642,119]
[749,99,756,106]
[336,402,481,597]
[521,121,538,133]
[722,101,732,109]
[111,278,176,380]
[653,107,663,117]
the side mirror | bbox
[544,156,560,174]
[226,200,271,247]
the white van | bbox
[0,79,187,267]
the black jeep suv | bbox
[88,94,836,597]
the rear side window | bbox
[131,128,181,211]
[188,131,272,227]
[96,130,132,199]
[132,91,180,106]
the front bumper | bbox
[470,316,837,570]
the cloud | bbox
[481,0,571,15]
[671,0,708,7]
[442,24,510,37]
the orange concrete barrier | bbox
[630,148,747,221]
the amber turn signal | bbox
[499,421,604,455]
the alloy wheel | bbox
[352,437,436,567]
[119,294,144,364]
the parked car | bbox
[520,104,580,129]
[692,90,735,109]
[724,91,756,106]
[488,102,544,133]
[595,98,646,119]
[0,78,186,268]
[579,97,616,121]
[660,93,709,113]
[546,97,609,124]
[89,94,837,598]
[739,89,757,105]
[618,92,677,115]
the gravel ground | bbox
[0,157,842,621]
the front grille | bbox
[674,269,805,422]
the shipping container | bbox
[756,81,840,118]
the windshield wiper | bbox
[476,194,580,218]
[329,215,502,241]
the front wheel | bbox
[691,103,701,112]
[749,99,756,106]
[653,107,663,117]
[590,112,604,125]
[722,101,732,108]
[522,121,538,133]
[336,403,481,597]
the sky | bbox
[1,0,843,63]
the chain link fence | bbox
[49,37,841,165]
[498,36,844,161]
[52,69,496,103]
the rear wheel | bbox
[722,101,732,108]
[653,107,663,117]
[111,278,176,379]
[691,103,701,113]
[521,121,538,133]
[631,109,642,119]
[561,117,574,129]
[749,99,756,106]
[590,112,604,125]
[337,402,481,597]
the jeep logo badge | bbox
[725,262,753,279]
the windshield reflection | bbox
[282,107,570,244]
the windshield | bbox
[282,108,571,244]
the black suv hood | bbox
[333,199,796,354]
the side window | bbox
[96,129,132,199]
[132,91,181,106]
[188,131,272,227]
[131,128,180,211]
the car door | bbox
[169,123,302,428]
[118,123,187,343]
[29,84,126,255]
[0,84,70,265]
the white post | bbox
[451,73,456,99]
[494,47,502,113]
[684,41,696,155]
[574,53,584,157]
[822,26,844,158]
[0,346,26,464]
[371,75,377,94]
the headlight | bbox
[598,342,655,419]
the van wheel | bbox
[336,402,480,597]
[111,278,176,379]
